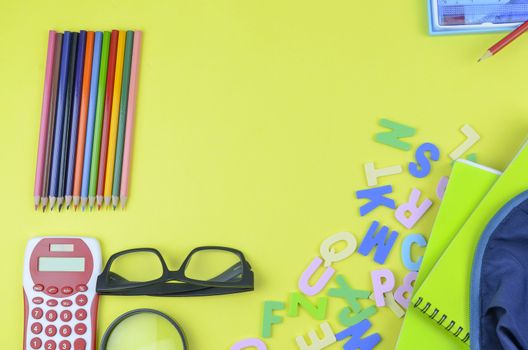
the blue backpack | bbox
[471,191,528,350]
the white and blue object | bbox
[428,0,528,35]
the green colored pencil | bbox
[111,31,134,209]
[89,31,111,210]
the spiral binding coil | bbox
[413,297,470,344]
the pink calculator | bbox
[23,237,101,350]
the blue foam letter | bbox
[357,221,399,264]
[355,185,396,216]
[408,142,440,178]
[401,234,427,271]
[336,319,382,350]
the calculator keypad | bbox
[27,289,90,350]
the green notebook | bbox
[412,139,528,346]
[395,159,500,350]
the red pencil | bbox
[96,30,119,208]
[479,20,528,62]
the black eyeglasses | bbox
[96,246,254,296]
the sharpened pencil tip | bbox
[35,204,38,211]
[42,205,46,212]
[58,204,62,212]
[478,50,492,63]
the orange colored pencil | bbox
[72,32,95,209]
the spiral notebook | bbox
[411,138,528,346]
[395,159,500,350]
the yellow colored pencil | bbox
[104,30,127,206]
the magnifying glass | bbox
[100,309,188,350]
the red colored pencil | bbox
[479,20,528,62]
[96,30,119,208]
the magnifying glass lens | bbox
[105,312,186,350]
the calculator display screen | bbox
[38,257,86,272]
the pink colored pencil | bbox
[120,31,142,209]
[34,30,57,210]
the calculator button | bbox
[30,337,42,349]
[73,339,86,350]
[46,299,58,307]
[44,340,56,350]
[32,308,43,319]
[74,323,86,335]
[60,310,73,322]
[45,310,58,322]
[31,322,43,334]
[33,284,44,292]
[59,325,72,337]
[59,340,71,350]
[76,284,88,292]
[32,297,44,305]
[75,309,87,321]
[45,325,57,337]
[47,286,59,294]
[61,300,73,307]
[61,286,74,295]
[75,295,88,306]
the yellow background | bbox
[1,0,528,348]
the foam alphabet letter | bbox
[298,257,336,296]
[369,292,405,318]
[288,292,328,320]
[336,319,382,350]
[395,189,433,229]
[357,221,399,264]
[436,176,449,200]
[449,124,480,160]
[328,275,370,312]
[374,119,417,151]
[262,301,285,338]
[320,232,357,267]
[231,338,268,350]
[356,185,396,216]
[295,321,337,350]
[394,271,418,309]
[364,162,403,186]
[371,269,395,307]
[339,305,378,327]
[466,153,478,163]
[408,142,440,178]
[401,234,427,271]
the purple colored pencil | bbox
[49,31,72,210]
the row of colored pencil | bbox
[34,30,142,211]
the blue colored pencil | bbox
[49,32,72,210]
[57,32,78,211]
[65,31,86,209]
[81,32,103,211]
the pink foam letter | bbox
[231,338,268,350]
[395,188,433,229]
[371,269,395,307]
[394,271,418,309]
[299,257,336,296]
